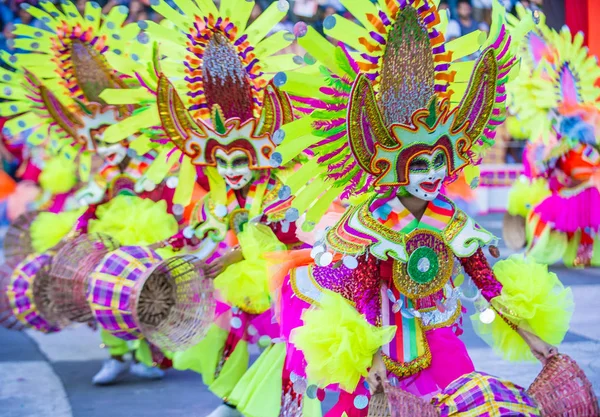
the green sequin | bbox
[407,246,439,284]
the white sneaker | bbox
[129,362,165,380]
[92,359,130,385]
[205,404,242,417]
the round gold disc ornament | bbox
[393,230,454,299]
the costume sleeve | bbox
[267,220,301,247]
[353,255,382,326]
[459,248,502,301]
[464,252,573,362]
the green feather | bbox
[334,47,357,79]
[425,96,438,129]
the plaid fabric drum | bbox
[88,246,162,341]
[432,372,541,416]
[0,263,26,330]
[6,253,62,333]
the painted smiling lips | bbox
[226,175,244,185]
[419,179,441,193]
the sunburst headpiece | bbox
[268,0,516,225]
[100,0,298,205]
[0,1,141,179]
[506,4,600,145]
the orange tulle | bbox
[182,183,208,222]
[0,170,16,199]
[265,249,342,321]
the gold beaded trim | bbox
[289,267,322,307]
[325,207,370,255]
[381,342,432,378]
[356,197,405,246]
[444,209,468,243]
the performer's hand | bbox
[366,350,387,395]
[518,328,558,365]
[204,248,244,279]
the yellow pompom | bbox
[507,177,550,218]
[472,255,573,361]
[214,224,285,314]
[30,209,86,253]
[39,157,78,195]
[291,290,396,391]
[88,195,178,246]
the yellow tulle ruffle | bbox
[472,255,573,361]
[39,157,78,195]
[30,209,86,253]
[507,177,550,218]
[214,223,286,314]
[291,290,396,392]
[88,195,178,246]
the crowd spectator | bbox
[455,0,489,35]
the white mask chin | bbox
[405,152,448,201]
[97,143,128,166]
[215,149,254,190]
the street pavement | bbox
[1,213,599,417]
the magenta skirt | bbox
[533,186,600,233]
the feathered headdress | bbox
[100,0,298,206]
[507,4,600,145]
[270,0,516,227]
[0,1,141,179]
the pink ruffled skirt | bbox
[533,186,600,233]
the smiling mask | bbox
[215,149,255,190]
[405,150,448,201]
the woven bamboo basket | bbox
[528,354,600,417]
[49,233,120,323]
[3,211,39,269]
[367,383,440,417]
[89,246,214,352]
[6,253,66,333]
[0,263,25,330]
[502,212,527,251]
[132,254,215,352]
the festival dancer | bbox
[505,5,600,267]
[263,1,573,414]
[0,1,177,384]
[98,1,321,415]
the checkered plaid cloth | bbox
[6,253,60,333]
[432,372,541,416]
[88,246,161,341]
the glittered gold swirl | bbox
[157,74,202,156]
[348,74,397,174]
[378,7,435,126]
[444,209,468,243]
[256,84,294,137]
[452,49,498,141]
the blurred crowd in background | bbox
[0,0,545,52]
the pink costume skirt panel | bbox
[533,186,600,233]
[325,327,474,417]
[280,275,312,378]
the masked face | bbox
[405,150,448,201]
[215,149,254,190]
[96,141,128,166]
